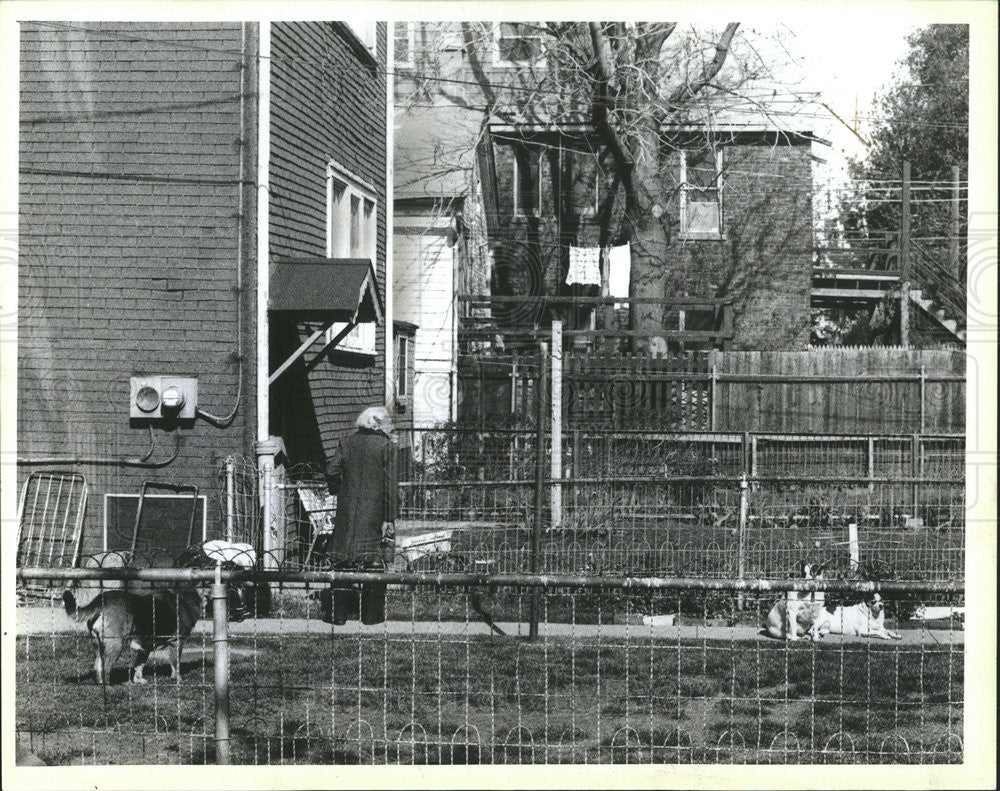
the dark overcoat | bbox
[327,428,398,565]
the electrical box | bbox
[129,376,198,420]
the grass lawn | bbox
[16,630,963,765]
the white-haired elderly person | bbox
[321,405,398,625]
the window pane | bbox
[687,150,719,188]
[394,22,410,62]
[330,180,348,257]
[498,22,541,62]
[572,151,600,216]
[350,195,362,256]
[686,201,720,234]
[515,148,539,216]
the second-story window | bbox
[393,22,414,67]
[513,148,542,218]
[680,148,724,239]
[493,22,545,67]
[327,161,378,354]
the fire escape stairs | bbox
[908,288,966,343]
[908,241,967,343]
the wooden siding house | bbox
[17,21,391,562]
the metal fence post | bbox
[212,565,232,764]
[737,473,749,610]
[710,363,718,431]
[919,365,926,433]
[225,456,236,541]
[550,320,563,530]
[530,342,549,641]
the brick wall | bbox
[18,22,257,557]
[488,136,814,349]
[661,140,814,350]
[267,22,388,467]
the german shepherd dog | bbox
[63,545,258,685]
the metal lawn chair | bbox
[16,471,88,599]
[298,486,337,568]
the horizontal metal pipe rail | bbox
[398,475,962,488]
[405,428,964,440]
[16,566,963,594]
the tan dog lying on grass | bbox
[764,563,825,641]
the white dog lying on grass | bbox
[808,592,902,641]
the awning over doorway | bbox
[267,258,383,386]
[268,258,383,324]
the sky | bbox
[779,20,917,182]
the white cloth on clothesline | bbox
[566,245,601,286]
[606,243,631,301]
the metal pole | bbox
[260,453,275,569]
[710,363,718,431]
[867,436,875,494]
[736,473,749,610]
[212,565,231,764]
[225,456,235,541]
[949,164,960,277]
[530,341,548,641]
[899,160,911,346]
[911,433,920,524]
[550,321,563,530]
[17,566,965,595]
[919,365,926,433]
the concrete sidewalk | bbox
[15,606,963,645]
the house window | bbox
[327,160,379,355]
[493,22,545,67]
[513,148,542,218]
[572,150,602,218]
[394,22,414,66]
[394,333,413,402]
[680,148,724,238]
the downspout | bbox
[384,22,395,410]
[256,21,271,447]
[254,21,278,568]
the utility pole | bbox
[899,161,911,346]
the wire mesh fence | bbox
[388,429,963,581]
[15,568,965,766]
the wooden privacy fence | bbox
[457,346,965,434]
[710,347,965,434]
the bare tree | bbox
[396,21,797,345]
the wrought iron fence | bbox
[15,566,965,766]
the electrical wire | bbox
[18,425,184,467]
[194,20,247,428]
[24,21,969,133]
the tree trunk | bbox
[626,119,670,352]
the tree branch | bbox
[588,21,632,169]
[666,23,740,107]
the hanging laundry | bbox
[566,245,601,286]
[606,243,631,301]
